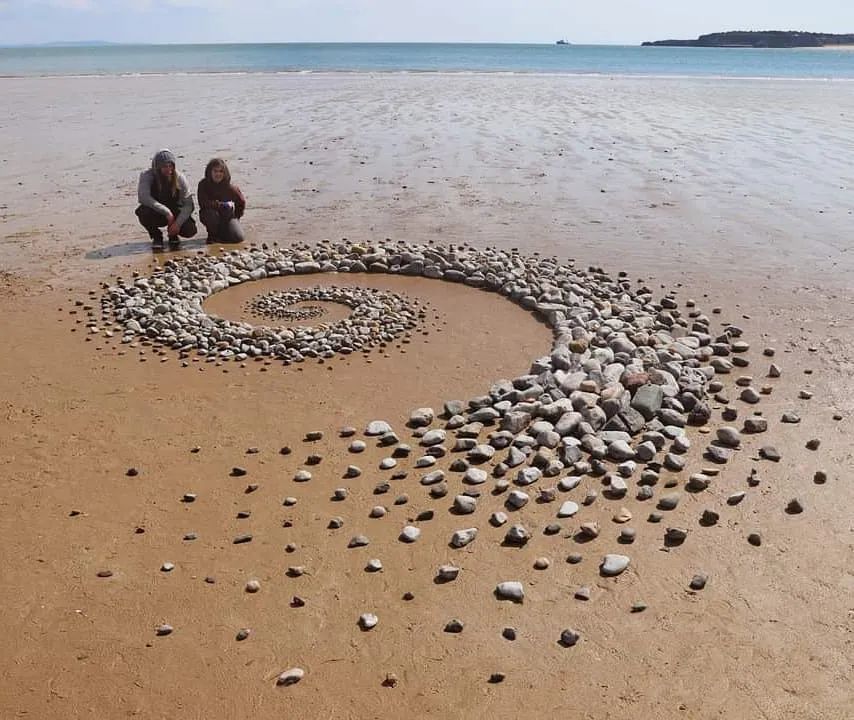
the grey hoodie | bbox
[137,150,195,227]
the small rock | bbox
[451,528,477,548]
[400,526,422,543]
[160,562,175,572]
[348,534,370,548]
[748,533,762,546]
[236,628,251,641]
[786,498,804,514]
[689,574,708,591]
[277,668,305,686]
[230,467,247,477]
[245,579,261,593]
[559,628,580,647]
[805,438,820,451]
[233,534,253,545]
[496,581,525,602]
[359,613,379,630]
[533,557,551,570]
[760,446,781,462]
[631,601,647,613]
[488,672,506,684]
[600,554,630,576]
[574,586,591,601]
[444,619,464,633]
[155,624,173,636]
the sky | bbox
[1,0,853,46]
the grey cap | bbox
[152,148,177,169]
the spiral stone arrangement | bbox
[101,239,729,446]
[248,293,326,323]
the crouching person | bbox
[135,149,197,251]
[198,158,246,244]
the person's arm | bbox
[174,174,195,226]
[231,185,247,219]
[138,170,172,218]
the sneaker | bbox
[168,236,181,250]
[205,235,219,245]
[151,234,165,251]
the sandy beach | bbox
[1,73,853,720]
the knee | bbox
[228,219,245,243]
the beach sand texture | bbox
[1,74,853,719]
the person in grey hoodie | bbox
[135,149,197,250]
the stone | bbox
[348,535,370,548]
[575,586,591,601]
[631,384,664,421]
[600,554,630,576]
[366,420,392,436]
[349,440,367,453]
[400,526,422,543]
[506,490,530,509]
[748,533,762,546]
[557,500,579,518]
[444,619,464,633]
[665,527,688,544]
[359,613,379,630]
[760,446,781,462]
[409,408,435,428]
[716,426,741,447]
[727,491,746,506]
[613,507,632,523]
[453,495,477,514]
[504,524,530,545]
[579,521,600,539]
[451,528,478,548]
[379,458,397,470]
[689,574,708,591]
[786,498,804,514]
[743,417,768,433]
[437,565,460,582]
[533,557,551,570]
[155,624,174,637]
[294,470,312,482]
[236,628,251,641]
[658,492,681,511]
[495,581,525,602]
[559,629,580,647]
[277,668,305,686]
[369,506,387,519]
[245,579,261,593]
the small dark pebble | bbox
[236,510,251,519]
[96,570,113,578]
[69,510,82,517]
[700,510,719,526]
[805,439,820,451]
[814,471,827,484]
[444,619,464,633]
[488,673,506,684]
[374,483,391,495]
[647,512,663,523]
[502,627,517,640]
[305,431,323,441]
[290,596,306,607]
[236,628,251,641]
[126,467,139,477]
[544,523,562,536]
[416,510,435,521]
[233,534,253,544]
[566,553,583,564]
[204,576,216,584]
[245,483,259,493]
[748,533,762,546]
[402,591,415,601]
[689,574,708,591]
[306,454,322,465]
[231,467,248,477]
[786,498,804,515]
[631,601,647,613]
[279,446,292,455]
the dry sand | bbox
[1,73,852,720]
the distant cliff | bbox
[642,31,854,48]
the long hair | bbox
[205,157,231,184]
[154,164,179,198]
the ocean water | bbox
[1,42,853,79]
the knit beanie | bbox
[152,149,177,169]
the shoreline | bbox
[3,68,854,81]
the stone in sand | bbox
[559,629,580,647]
[366,420,392,436]
[277,668,305,686]
[451,528,478,548]
[689,574,708,591]
[245,579,261,593]
[359,613,379,630]
[600,554,630,576]
[400,526,422,543]
[409,408,435,428]
[495,581,525,602]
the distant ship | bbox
[556,39,571,45]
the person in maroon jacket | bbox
[197,158,246,244]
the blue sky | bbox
[1,0,853,45]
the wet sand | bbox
[0,73,852,720]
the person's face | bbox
[211,165,225,183]
[159,163,175,179]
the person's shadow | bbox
[85,237,209,259]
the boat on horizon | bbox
[556,39,571,45]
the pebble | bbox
[781,412,801,424]
[359,613,379,630]
[369,506,387,519]
[294,470,312,482]
[96,570,113,578]
[495,581,525,602]
[437,565,460,582]
[451,528,478,548]
[490,511,508,527]
[631,602,648,613]
[160,562,175,572]
[805,438,820,451]
[533,557,551,570]
[305,431,323,441]
[231,467,247,477]
[613,507,632,523]
[349,440,367,453]
[283,496,298,506]
[488,672,506,684]
[575,586,591,601]
[348,534,369,547]
[747,533,762,546]
[400,526,421,543]
[380,458,397,470]
[689,574,708,591]
[276,668,305,686]
[760,446,781,462]
[236,628,251,641]
[559,629,580,647]
[233,534,253,544]
[814,470,827,484]
[245,579,261,593]
[786,498,804,514]
[600,554,630,576]
[444,619,464,633]
[620,527,636,543]
[155,624,173,637]
[700,510,719,526]
[658,492,681,510]
[665,527,688,544]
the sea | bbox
[1,42,854,79]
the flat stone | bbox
[451,528,478,548]
[400,526,422,543]
[277,668,305,686]
[600,554,630,576]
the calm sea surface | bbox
[1,43,853,79]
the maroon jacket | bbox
[197,178,246,219]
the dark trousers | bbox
[135,205,198,240]
[200,206,245,244]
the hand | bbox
[167,221,179,236]
[166,212,175,225]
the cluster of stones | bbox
[247,292,326,323]
[101,239,726,448]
